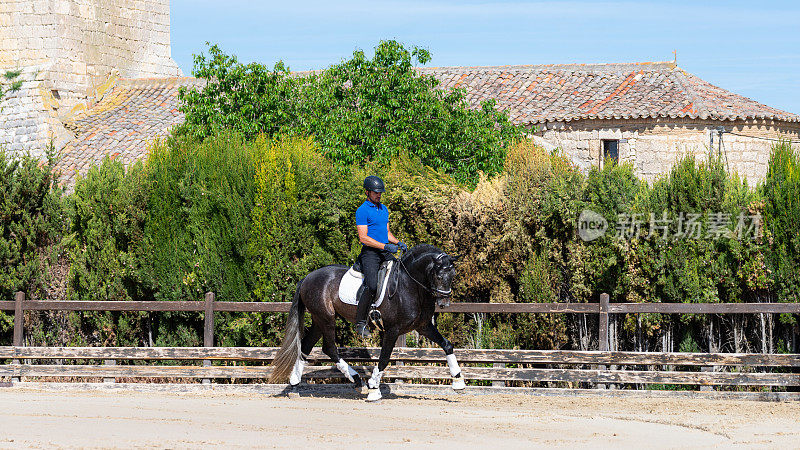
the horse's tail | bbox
[268,279,305,384]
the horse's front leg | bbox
[419,320,466,391]
[366,328,399,402]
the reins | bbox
[389,251,452,298]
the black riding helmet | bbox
[363,175,385,193]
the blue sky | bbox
[171,0,800,114]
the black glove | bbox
[384,243,399,253]
[397,241,408,252]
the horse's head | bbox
[429,252,457,308]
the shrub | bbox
[66,157,149,302]
[142,133,258,303]
[0,150,64,342]
[61,157,151,346]
[504,140,585,301]
[248,136,356,303]
[379,153,462,250]
[0,150,63,296]
[762,141,800,306]
[580,161,643,301]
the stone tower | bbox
[0,0,182,158]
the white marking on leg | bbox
[366,366,384,401]
[336,358,356,383]
[289,356,307,386]
[446,354,461,377]
[367,366,384,389]
[446,354,466,390]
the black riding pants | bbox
[359,246,393,294]
[356,246,393,321]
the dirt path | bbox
[0,386,798,448]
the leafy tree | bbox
[177,40,523,184]
[176,48,299,141]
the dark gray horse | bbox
[269,244,464,401]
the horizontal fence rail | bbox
[3,292,799,391]
[3,347,800,366]
[2,365,799,387]
[2,346,800,387]
[3,300,800,314]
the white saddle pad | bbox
[338,261,393,307]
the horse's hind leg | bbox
[300,323,322,357]
[286,323,321,388]
[320,319,362,390]
[419,321,466,391]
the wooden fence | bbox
[2,292,800,390]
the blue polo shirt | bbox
[355,200,389,244]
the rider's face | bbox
[366,190,382,204]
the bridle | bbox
[396,251,453,297]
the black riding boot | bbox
[355,286,373,338]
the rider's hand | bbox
[397,241,408,252]
[384,243,399,253]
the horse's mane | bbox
[401,244,443,265]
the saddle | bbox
[337,259,394,308]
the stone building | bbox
[426,62,800,184]
[0,0,181,159]
[1,1,798,187]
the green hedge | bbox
[5,136,799,353]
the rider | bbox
[354,175,407,338]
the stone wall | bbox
[536,118,800,184]
[1,66,52,158]
[0,0,180,157]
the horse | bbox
[269,244,465,401]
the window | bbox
[602,140,619,167]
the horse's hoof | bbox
[353,375,366,393]
[287,384,301,398]
[452,378,466,391]
[366,388,382,402]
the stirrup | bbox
[355,321,371,338]
[368,308,385,332]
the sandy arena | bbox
[0,385,798,448]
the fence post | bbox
[12,291,24,382]
[394,334,405,384]
[13,291,24,347]
[202,292,215,385]
[492,363,506,388]
[599,293,609,352]
[598,293,609,389]
[103,360,116,384]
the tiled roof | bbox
[55,77,205,188]
[56,62,799,188]
[420,62,800,124]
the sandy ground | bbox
[0,386,798,449]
